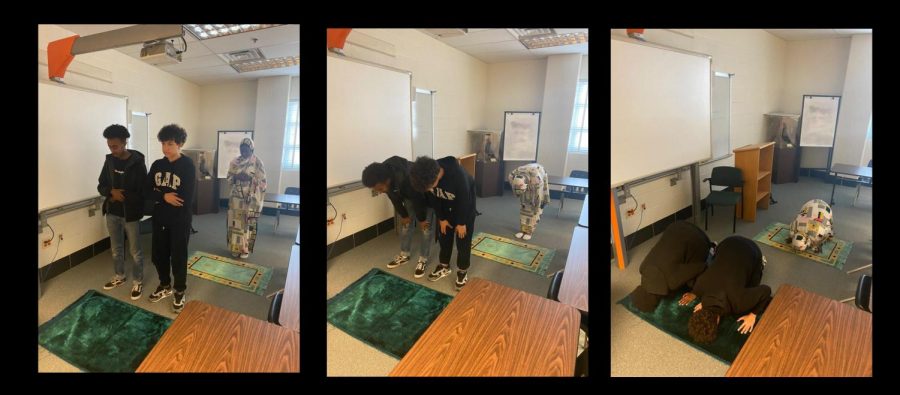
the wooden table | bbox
[726,285,871,377]
[559,226,589,313]
[137,301,299,372]
[263,193,299,231]
[390,278,580,376]
[829,163,872,206]
[548,176,588,216]
[279,244,300,332]
[578,195,588,228]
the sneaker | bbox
[103,276,126,290]
[414,257,428,278]
[240,252,249,259]
[428,264,452,282]
[387,254,410,269]
[173,291,185,313]
[231,252,240,258]
[130,282,143,300]
[455,270,468,290]
[148,285,173,303]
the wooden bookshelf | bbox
[734,142,774,222]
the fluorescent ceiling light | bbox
[184,24,281,40]
[510,28,589,49]
[230,56,299,73]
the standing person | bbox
[226,138,267,259]
[362,156,435,278]
[507,163,550,240]
[409,156,477,290]
[97,124,148,300]
[146,124,195,313]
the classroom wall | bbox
[254,76,292,201]
[780,38,851,169]
[610,29,786,236]
[831,34,872,167]
[38,25,201,268]
[328,29,489,244]
[537,54,582,177]
[564,55,589,176]
[197,80,258,198]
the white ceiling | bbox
[58,24,299,86]
[765,29,871,41]
[419,28,588,64]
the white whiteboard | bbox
[327,54,412,188]
[611,38,711,187]
[502,112,541,161]
[39,82,127,212]
[799,95,841,147]
[217,131,254,178]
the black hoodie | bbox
[146,154,196,225]
[382,156,428,222]
[691,236,771,317]
[427,156,476,225]
[639,221,711,296]
[97,149,148,222]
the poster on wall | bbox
[799,95,841,147]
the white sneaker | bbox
[240,252,249,259]
[231,252,240,258]
[515,232,525,239]
[522,234,532,241]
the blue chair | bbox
[703,167,743,233]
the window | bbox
[282,100,299,170]
[568,80,588,153]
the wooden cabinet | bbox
[734,142,774,222]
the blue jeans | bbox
[399,200,435,260]
[106,214,144,283]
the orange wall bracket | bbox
[47,35,79,82]
[327,28,352,53]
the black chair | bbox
[703,167,743,233]
[854,274,872,313]
[574,346,588,377]
[547,270,589,333]
[268,290,284,325]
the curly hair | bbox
[157,124,187,145]
[409,156,440,192]
[103,124,130,140]
[361,162,392,188]
[688,308,720,344]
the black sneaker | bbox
[173,291,185,313]
[428,264,451,282]
[148,285,173,303]
[414,257,428,278]
[103,277,126,290]
[387,254,410,269]
[455,271,468,291]
[130,282,143,300]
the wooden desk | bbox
[726,285,871,377]
[548,176,588,216]
[390,278,580,376]
[137,301,299,372]
[263,193,299,232]
[829,163,872,206]
[559,226,589,313]
[279,244,300,332]
[578,195,588,228]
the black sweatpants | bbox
[152,220,191,292]
[437,219,474,271]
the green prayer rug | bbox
[187,251,273,295]
[38,290,172,372]
[617,291,760,364]
[327,269,453,359]
[752,222,852,270]
[471,232,556,275]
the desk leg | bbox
[558,193,565,217]
[275,209,280,232]
[830,181,837,205]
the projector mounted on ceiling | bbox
[140,40,182,65]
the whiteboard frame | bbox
[500,111,541,161]
[216,130,254,179]
[38,81,129,212]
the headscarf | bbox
[229,137,267,211]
